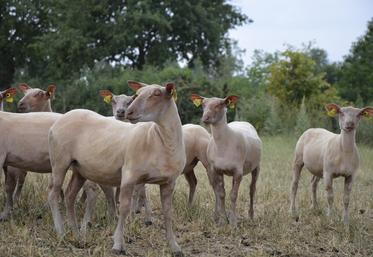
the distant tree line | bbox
[1,1,373,144]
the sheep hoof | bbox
[112,248,127,255]
[0,212,10,222]
[172,251,184,257]
[145,220,153,226]
[135,210,141,214]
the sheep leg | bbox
[80,182,99,236]
[311,176,320,209]
[115,187,120,204]
[160,180,183,256]
[249,167,260,219]
[228,172,242,227]
[48,163,70,236]
[99,184,116,219]
[210,170,227,225]
[130,186,140,219]
[0,166,15,221]
[136,185,147,213]
[65,170,86,240]
[112,180,134,254]
[289,161,304,215]
[139,185,152,226]
[343,175,354,224]
[184,167,197,207]
[324,172,334,217]
[12,168,27,204]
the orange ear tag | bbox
[103,95,112,104]
[192,98,202,107]
[5,93,13,103]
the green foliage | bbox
[262,97,283,135]
[294,97,311,137]
[267,49,334,107]
[337,18,373,104]
[0,1,49,88]
[0,0,249,89]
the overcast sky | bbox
[229,0,373,66]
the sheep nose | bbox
[202,115,210,123]
[346,121,355,128]
[117,109,125,115]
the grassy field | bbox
[1,135,373,257]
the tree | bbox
[0,1,49,89]
[267,49,334,107]
[337,18,373,104]
[28,0,249,82]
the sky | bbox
[229,0,373,66]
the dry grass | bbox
[1,135,373,257]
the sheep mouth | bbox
[127,116,141,123]
[115,114,125,119]
[343,126,355,132]
[17,107,28,113]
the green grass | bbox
[1,135,373,256]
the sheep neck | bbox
[155,101,184,155]
[39,100,53,112]
[210,113,231,147]
[339,129,356,153]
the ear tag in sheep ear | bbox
[227,99,236,109]
[171,88,177,101]
[193,98,202,107]
[327,108,337,117]
[5,93,14,103]
[103,95,112,104]
[362,111,370,118]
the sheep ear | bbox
[46,85,56,98]
[359,107,373,118]
[3,87,17,103]
[325,103,340,117]
[128,81,146,92]
[224,95,239,109]
[99,89,113,104]
[165,82,177,101]
[189,94,204,107]
[18,83,31,93]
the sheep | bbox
[100,89,154,225]
[189,94,262,226]
[0,87,17,111]
[182,124,211,206]
[98,90,211,219]
[289,103,373,224]
[48,81,186,256]
[0,84,115,222]
[8,83,56,204]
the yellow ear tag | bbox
[192,98,202,107]
[5,93,13,103]
[327,108,337,117]
[171,88,177,101]
[227,100,236,109]
[103,95,112,104]
[363,111,370,117]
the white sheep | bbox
[48,81,186,256]
[0,84,115,222]
[189,94,262,226]
[290,103,373,224]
